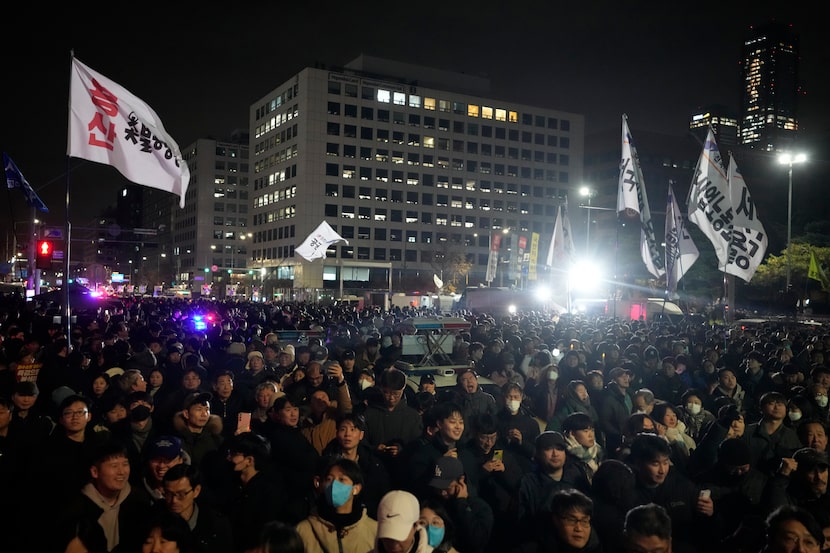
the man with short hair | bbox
[362,368,423,480]
[55,441,149,553]
[454,368,497,443]
[743,391,803,475]
[761,505,825,553]
[133,435,188,507]
[623,503,673,553]
[173,392,224,470]
[798,420,828,453]
[598,367,634,453]
[161,463,234,553]
[763,447,830,516]
[517,431,581,528]
[628,433,715,551]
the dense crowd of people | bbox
[0,293,828,553]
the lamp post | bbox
[579,186,595,253]
[778,152,807,291]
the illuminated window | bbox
[377,89,391,103]
[508,111,518,123]
[393,92,406,106]
[424,97,436,111]
[468,105,480,117]
[409,95,421,108]
[495,109,507,122]
[439,100,450,112]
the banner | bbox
[68,57,190,208]
[3,153,49,212]
[809,250,830,291]
[725,153,767,282]
[295,221,348,261]
[664,183,699,293]
[618,115,664,277]
[687,128,732,269]
[528,232,539,281]
[485,232,502,283]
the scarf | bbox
[81,481,132,552]
[565,434,600,474]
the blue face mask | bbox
[427,525,445,547]
[325,480,354,508]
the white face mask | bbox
[547,370,559,382]
[788,411,802,422]
[816,395,829,408]
[359,379,373,390]
[686,403,702,416]
[507,399,521,414]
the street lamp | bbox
[778,152,807,291]
[579,186,595,253]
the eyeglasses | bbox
[559,515,591,528]
[63,409,89,418]
[163,488,193,501]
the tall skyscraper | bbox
[739,21,800,151]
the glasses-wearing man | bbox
[547,489,600,552]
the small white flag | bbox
[295,221,348,261]
[433,274,444,289]
[665,183,699,293]
[68,57,190,208]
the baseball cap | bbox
[607,366,632,383]
[182,391,213,410]
[535,431,567,451]
[376,490,420,541]
[342,349,356,360]
[420,373,435,386]
[14,381,39,396]
[759,391,787,406]
[147,436,183,460]
[429,456,465,490]
[312,345,329,362]
[168,342,184,354]
[794,447,830,470]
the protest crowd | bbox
[0,292,828,553]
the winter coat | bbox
[172,412,224,469]
[296,507,378,553]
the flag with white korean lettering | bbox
[68,57,190,208]
[687,128,731,269]
[3,152,48,212]
[665,182,698,293]
[295,221,348,261]
[724,153,767,282]
[617,115,664,277]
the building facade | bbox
[248,56,584,298]
[739,21,800,151]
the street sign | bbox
[43,227,64,239]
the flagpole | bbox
[65,51,74,339]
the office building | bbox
[739,21,799,151]
[690,105,739,148]
[248,55,584,297]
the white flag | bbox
[725,153,767,282]
[665,183,699,293]
[295,221,348,261]
[562,198,576,263]
[433,274,444,289]
[687,128,731,269]
[617,115,664,277]
[68,58,190,208]
[547,205,573,268]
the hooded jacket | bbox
[296,506,378,553]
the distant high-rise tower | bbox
[690,105,739,147]
[739,21,799,151]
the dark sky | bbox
[2,3,826,247]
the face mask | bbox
[507,399,521,414]
[426,525,445,547]
[548,370,558,382]
[686,403,701,416]
[359,379,373,390]
[788,411,802,422]
[325,480,354,508]
[817,395,829,408]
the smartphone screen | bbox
[237,412,252,433]
[493,449,504,462]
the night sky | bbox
[2,3,826,249]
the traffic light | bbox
[36,240,53,270]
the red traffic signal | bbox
[36,240,53,270]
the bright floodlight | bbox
[533,285,552,302]
[569,259,603,293]
[778,152,807,165]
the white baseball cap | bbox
[376,490,419,541]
